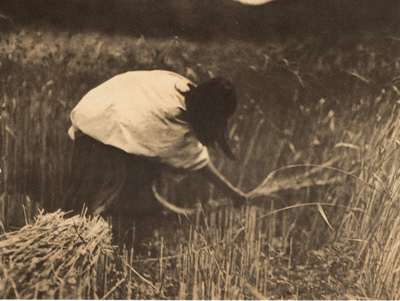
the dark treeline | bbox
[0,0,399,41]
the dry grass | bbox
[333,101,400,299]
[1,27,400,299]
[0,210,168,299]
[0,210,116,299]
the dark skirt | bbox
[62,133,163,246]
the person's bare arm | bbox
[198,160,247,207]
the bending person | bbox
[62,70,247,242]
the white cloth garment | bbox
[68,70,210,171]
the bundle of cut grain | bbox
[247,158,343,199]
[0,209,121,299]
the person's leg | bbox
[112,155,163,253]
[63,133,164,252]
[62,134,126,216]
[62,134,99,213]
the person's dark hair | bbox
[179,77,237,160]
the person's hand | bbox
[232,189,248,208]
[198,162,249,208]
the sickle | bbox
[151,181,195,215]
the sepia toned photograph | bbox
[0,0,399,299]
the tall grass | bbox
[332,99,400,299]
[1,28,400,298]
